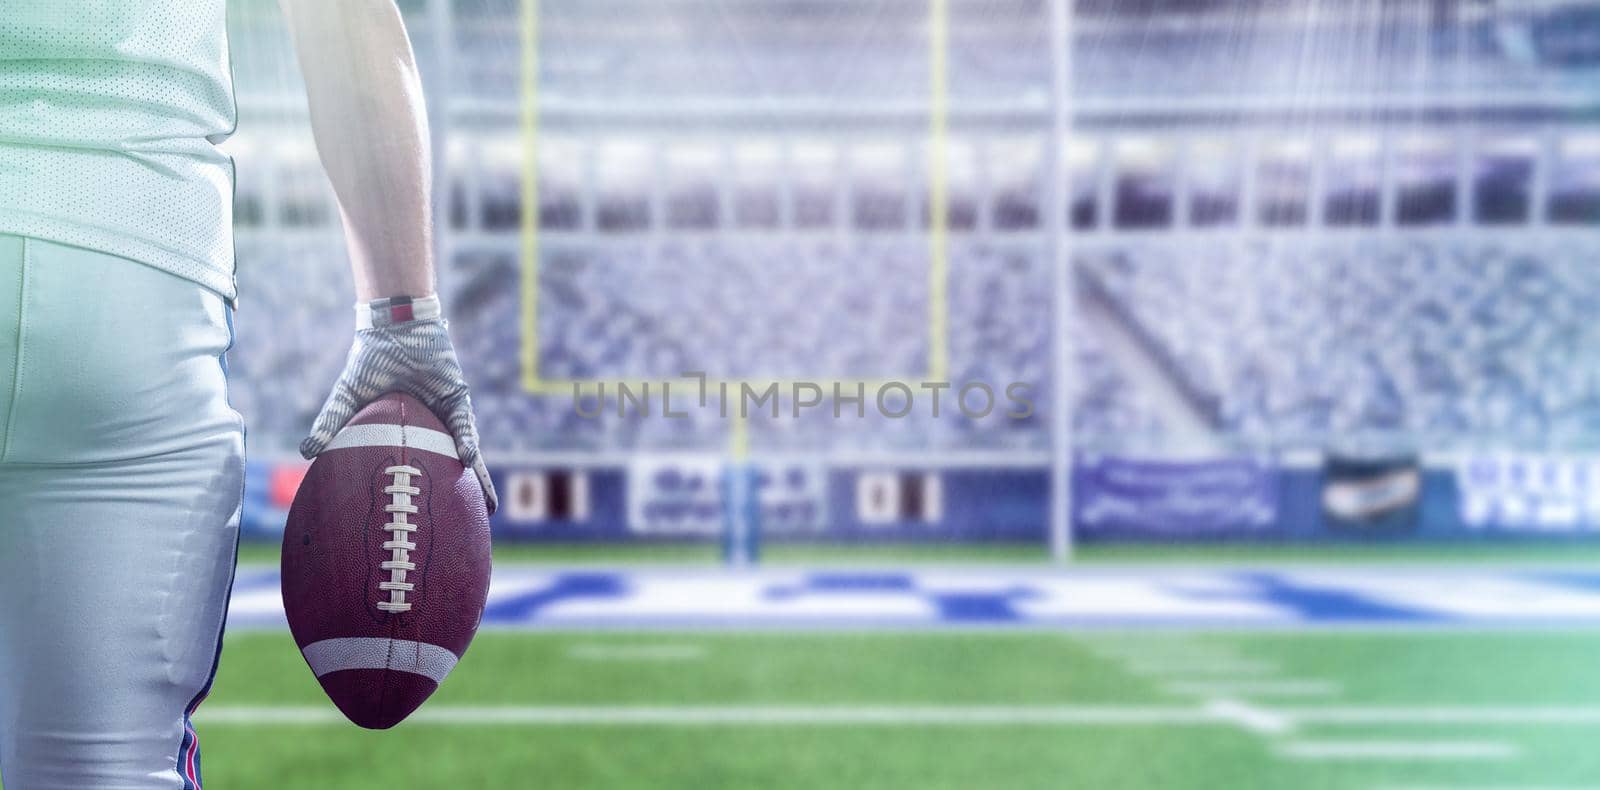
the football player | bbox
[0,1,495,787]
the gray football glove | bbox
[300,294,498,514]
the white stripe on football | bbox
[325,423,457,459]
[301,637,459,683]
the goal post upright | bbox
[722,412,757,568]
[1047,0,1076,564]
[519,0,958,567]
[519,0,541,394]
[928,0,950,384]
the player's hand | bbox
[301,294,498,514]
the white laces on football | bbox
[377,464,422,613]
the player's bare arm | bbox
[278,0,433,299]
[280,0,497,512]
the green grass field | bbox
[197,614,1600,787]
[231,539,1600,567]
[200,543,1600,787]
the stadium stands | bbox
[229,214,1600,455]
[221,0,1600,462]
[434,2,1551,106]
[228,235,1060,453]
[1079,235,1600,446]
[230,236,354,455]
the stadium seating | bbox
[229,237,1058,453]
[230,237,354,455]
[1074,27,1541,100]
[229,230,1600,455]
[1079,235,1600,444]
[220,0,1595,457]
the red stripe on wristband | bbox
[356,294,440,329]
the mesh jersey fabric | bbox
[0,1,237,300]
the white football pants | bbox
[0,234,243,789]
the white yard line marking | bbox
[193,703,1600,729]
[1085,643,1238,661]
[1276,739,1519,761]
[1289,707,1600,725]
[1084,637,1266,668]
[1125,660,1279,677]
[566,643,707,662]
[1165,680,1342,698]
[193,705,1223,727]
[1094,651,1260,672]
[1204,699,1295,735]
[1375,785,1600,790]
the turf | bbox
[232,539,1600,567]
[192,629,1600,789]
[85,540,1600,788]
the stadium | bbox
[201,0,1600,786]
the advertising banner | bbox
[628,456,827,537]
[1321,454,1422,535]
[1074,456,1280,538]
[1456,454,1600,532]
[629,456,726,536]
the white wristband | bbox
[356,294,441,330]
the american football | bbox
[281,392,491,729]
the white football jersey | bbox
[0,0,237,299]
